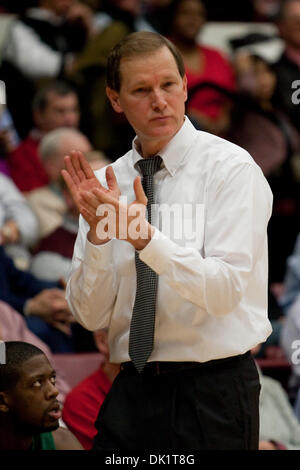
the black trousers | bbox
[92,352,260,450]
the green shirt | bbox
[31,432,56,450]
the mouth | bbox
[150,116,171,122]
[47,401,62,421]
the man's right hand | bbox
[61,150,121,245]
[25,289,75,335]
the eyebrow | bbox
[25,369,56,382]
[130,76,179,89]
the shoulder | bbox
[193,130,272,195]
[195,130,255,167]
[10,136,38,157]
[52,427,84,450]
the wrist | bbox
[87,228,110,246]
[129,223,154,251]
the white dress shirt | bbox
[66,117,273,364]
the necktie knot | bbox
[137,156,162,177]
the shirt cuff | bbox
[139,227,178,274]
[83,237,114,269]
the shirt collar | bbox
[131,116,198,176]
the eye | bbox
[134,87,147,93]
[32,379,42,388]
[50,376,56,386]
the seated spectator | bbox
[26,127,91,239]
[167,0,236,136]
[280,294,300,399]
[29,183,79,281]
[0,0,95,137]
[2,0,94,80]
[0,243,75,353]
[62,329,120,450]
[230,53,300,177]
[257,361,300,449]
[252,0,281,22]
[279,232,300,313]
[0,172,38,269]
[0,341,83,450]
[30,149,109,281]
[273,0,300,133]
[230,52,300,285]
[68,0,156,159]
[143,0,173,35]
[94,0,155,34]
[7,81,80,193]
[251,345,300,450]
[0,300,70,403]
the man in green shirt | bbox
[0,341,83,450]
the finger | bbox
[79,189,103,210]
[53,311,74,322]
[133,176,147,206]
[51,321,72,336]
[106,166,120,194]
[47,288,67,297]
[61,168,82,209]
[70,150,88,183]
[77,151,96,179]
[79,204,97,226]
[64,154,81,186]
[91,187,118,207]
[51,299,69,311]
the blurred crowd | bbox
[0,0,300,450]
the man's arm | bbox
[138,161,273,317]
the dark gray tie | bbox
[129,155,162,373]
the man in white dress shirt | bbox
[62,31,273,450]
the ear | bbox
[0,391,10,413]
[106,87,123,114]
[183,75,188,103]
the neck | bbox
[0,419,33,450]
[171,36,197,53]
[135,136,167,158]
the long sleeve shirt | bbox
[0,173,38,246]
[66,117,273,364]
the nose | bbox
[151,89,167,111]
[63,110,79,127]
[45,379,59,400]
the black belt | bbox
[120,351,251,376]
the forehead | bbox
[17,355,53,385]
[119,46,180,87]
[46,92,77,107]
[177,0,204,12]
